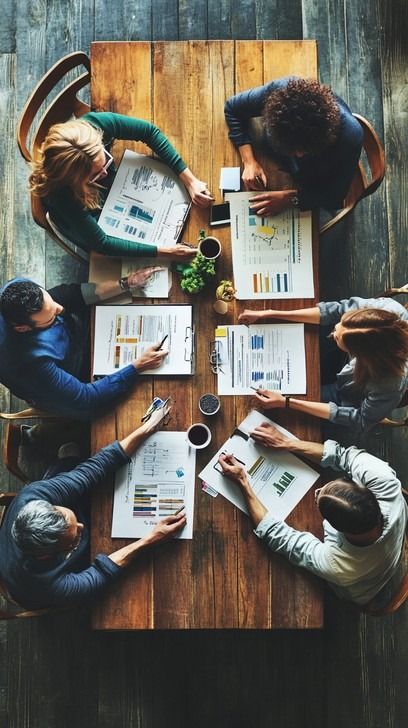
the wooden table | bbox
[90,40,323,630]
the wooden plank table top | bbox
[90,40,323,630]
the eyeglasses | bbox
[209,340,224,374]
[89,149,114,184]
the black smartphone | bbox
[210,202,231,227]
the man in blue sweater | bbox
[0,403,186,609]
[224,77,364,215]
[0,270,166,420]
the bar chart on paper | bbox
[112,432,196,539]
[226,192,314,299]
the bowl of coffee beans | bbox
[199,393,221,416]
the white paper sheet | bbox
[120,257,172,298]
[98,150,190,247]
[93,305,193,376]
[198,410,318,521]
[112,431,196,539]
[215,323,306,395]
[226,191,314,299]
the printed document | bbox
[93,305,193,376]
[121,257,171,298]
[226,191,314,299]
[98,150,190,247]
[215,323,306,395]
[199,410,318,521]
[112,431,196,539]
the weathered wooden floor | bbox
[0,1,407,726]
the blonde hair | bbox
[29,119,104,209]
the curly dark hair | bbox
[263,78,341,155]
[0,280,44,326]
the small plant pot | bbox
[199,393,221,416]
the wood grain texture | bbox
[90,40,323,630]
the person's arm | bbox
[80,267,166,304]
[252,390,331,423]
[29,344,168,420]
[85,111,213,207]
[328,385,406,433]
[217,453,336,580]
[249,422,325,462]
[238,306,320,325]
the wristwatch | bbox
[290,193,299,208]
[119,276,130,291]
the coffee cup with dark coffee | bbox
[186,423,212,449]
[198,236,221,260]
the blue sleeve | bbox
[224,79,287,147]
[30,359,139,420]
[328,385,405,433]
[298,109,363,210]
[29,442,130,505]
[46,554,122,607]
[318,297,374,325]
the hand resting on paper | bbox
[249,189,296,216]
[133,344,168,372]
[238,309,265,325]
[250,423,292,450]
[143,399,173,434]
[144,511,187,546]
[158,244,197,258]
[126,267,165,289]
[217,453,267,527]
[242,159,267,190]
[252,389,286,410]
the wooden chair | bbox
[0,493,56,619]
[320,114,385,235]
[16,51,91,263]
[0,409,61,483]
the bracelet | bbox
[119,276,130,291]
[285,396,291,409]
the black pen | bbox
[250,386,268,397]
[156,334,169,350]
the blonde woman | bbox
[29,112,213,258]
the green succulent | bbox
[179,251,216,294]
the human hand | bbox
[249,190,294,216]
[185,177,214,208]
[158,244,197,259]
[126,266,165,289]
[146,511,187,545]
[238,308,264,325]
[250,422,291,449]
[252,389,286,410]
[242,160,267,190]
[217,453,249,488]
[134,344,168,372]
[143,399,173,434]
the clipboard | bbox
[92,304,195,376]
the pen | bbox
[173,505,185,515]
[250,386,268,397]
[156,334,169,350]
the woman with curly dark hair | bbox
[224,77,364,215]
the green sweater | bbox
[46,112,188,257]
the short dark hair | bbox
[263,78,341,155]
[318,478,382,535]
[0,280,44,326]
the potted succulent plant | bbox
[177,230,217,294]
[213,279,236,314]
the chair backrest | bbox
[16,51,91,263]
[320,113,385,234]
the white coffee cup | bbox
[198,236,221,260]
[186,423,212,449]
